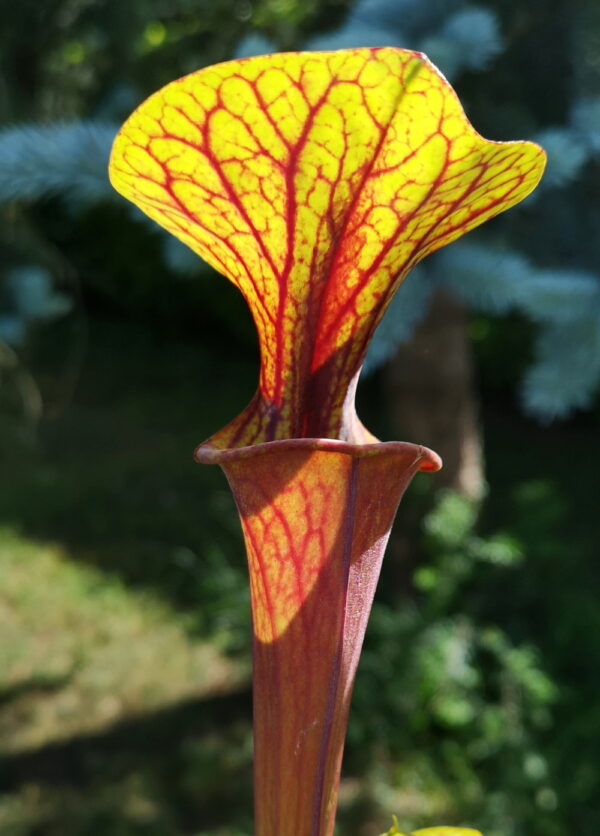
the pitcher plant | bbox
[109,47,545,836]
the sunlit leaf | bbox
[412,829,484,836]
[380,821,484,836]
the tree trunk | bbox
[384,289,485,501]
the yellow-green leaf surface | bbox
[381,823,483,836]
[412,829,483,836]
[110,48,545,450]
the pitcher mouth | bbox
[194,436,442,472]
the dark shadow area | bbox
[0,673,74,709]
[0,688,251,791]
[0,319,254,624]
[0,688,253,834]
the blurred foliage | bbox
[0,1,599,836]
[347,491,558,835]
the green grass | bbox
[0,528,244,755]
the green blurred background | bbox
[1,1,599,835]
